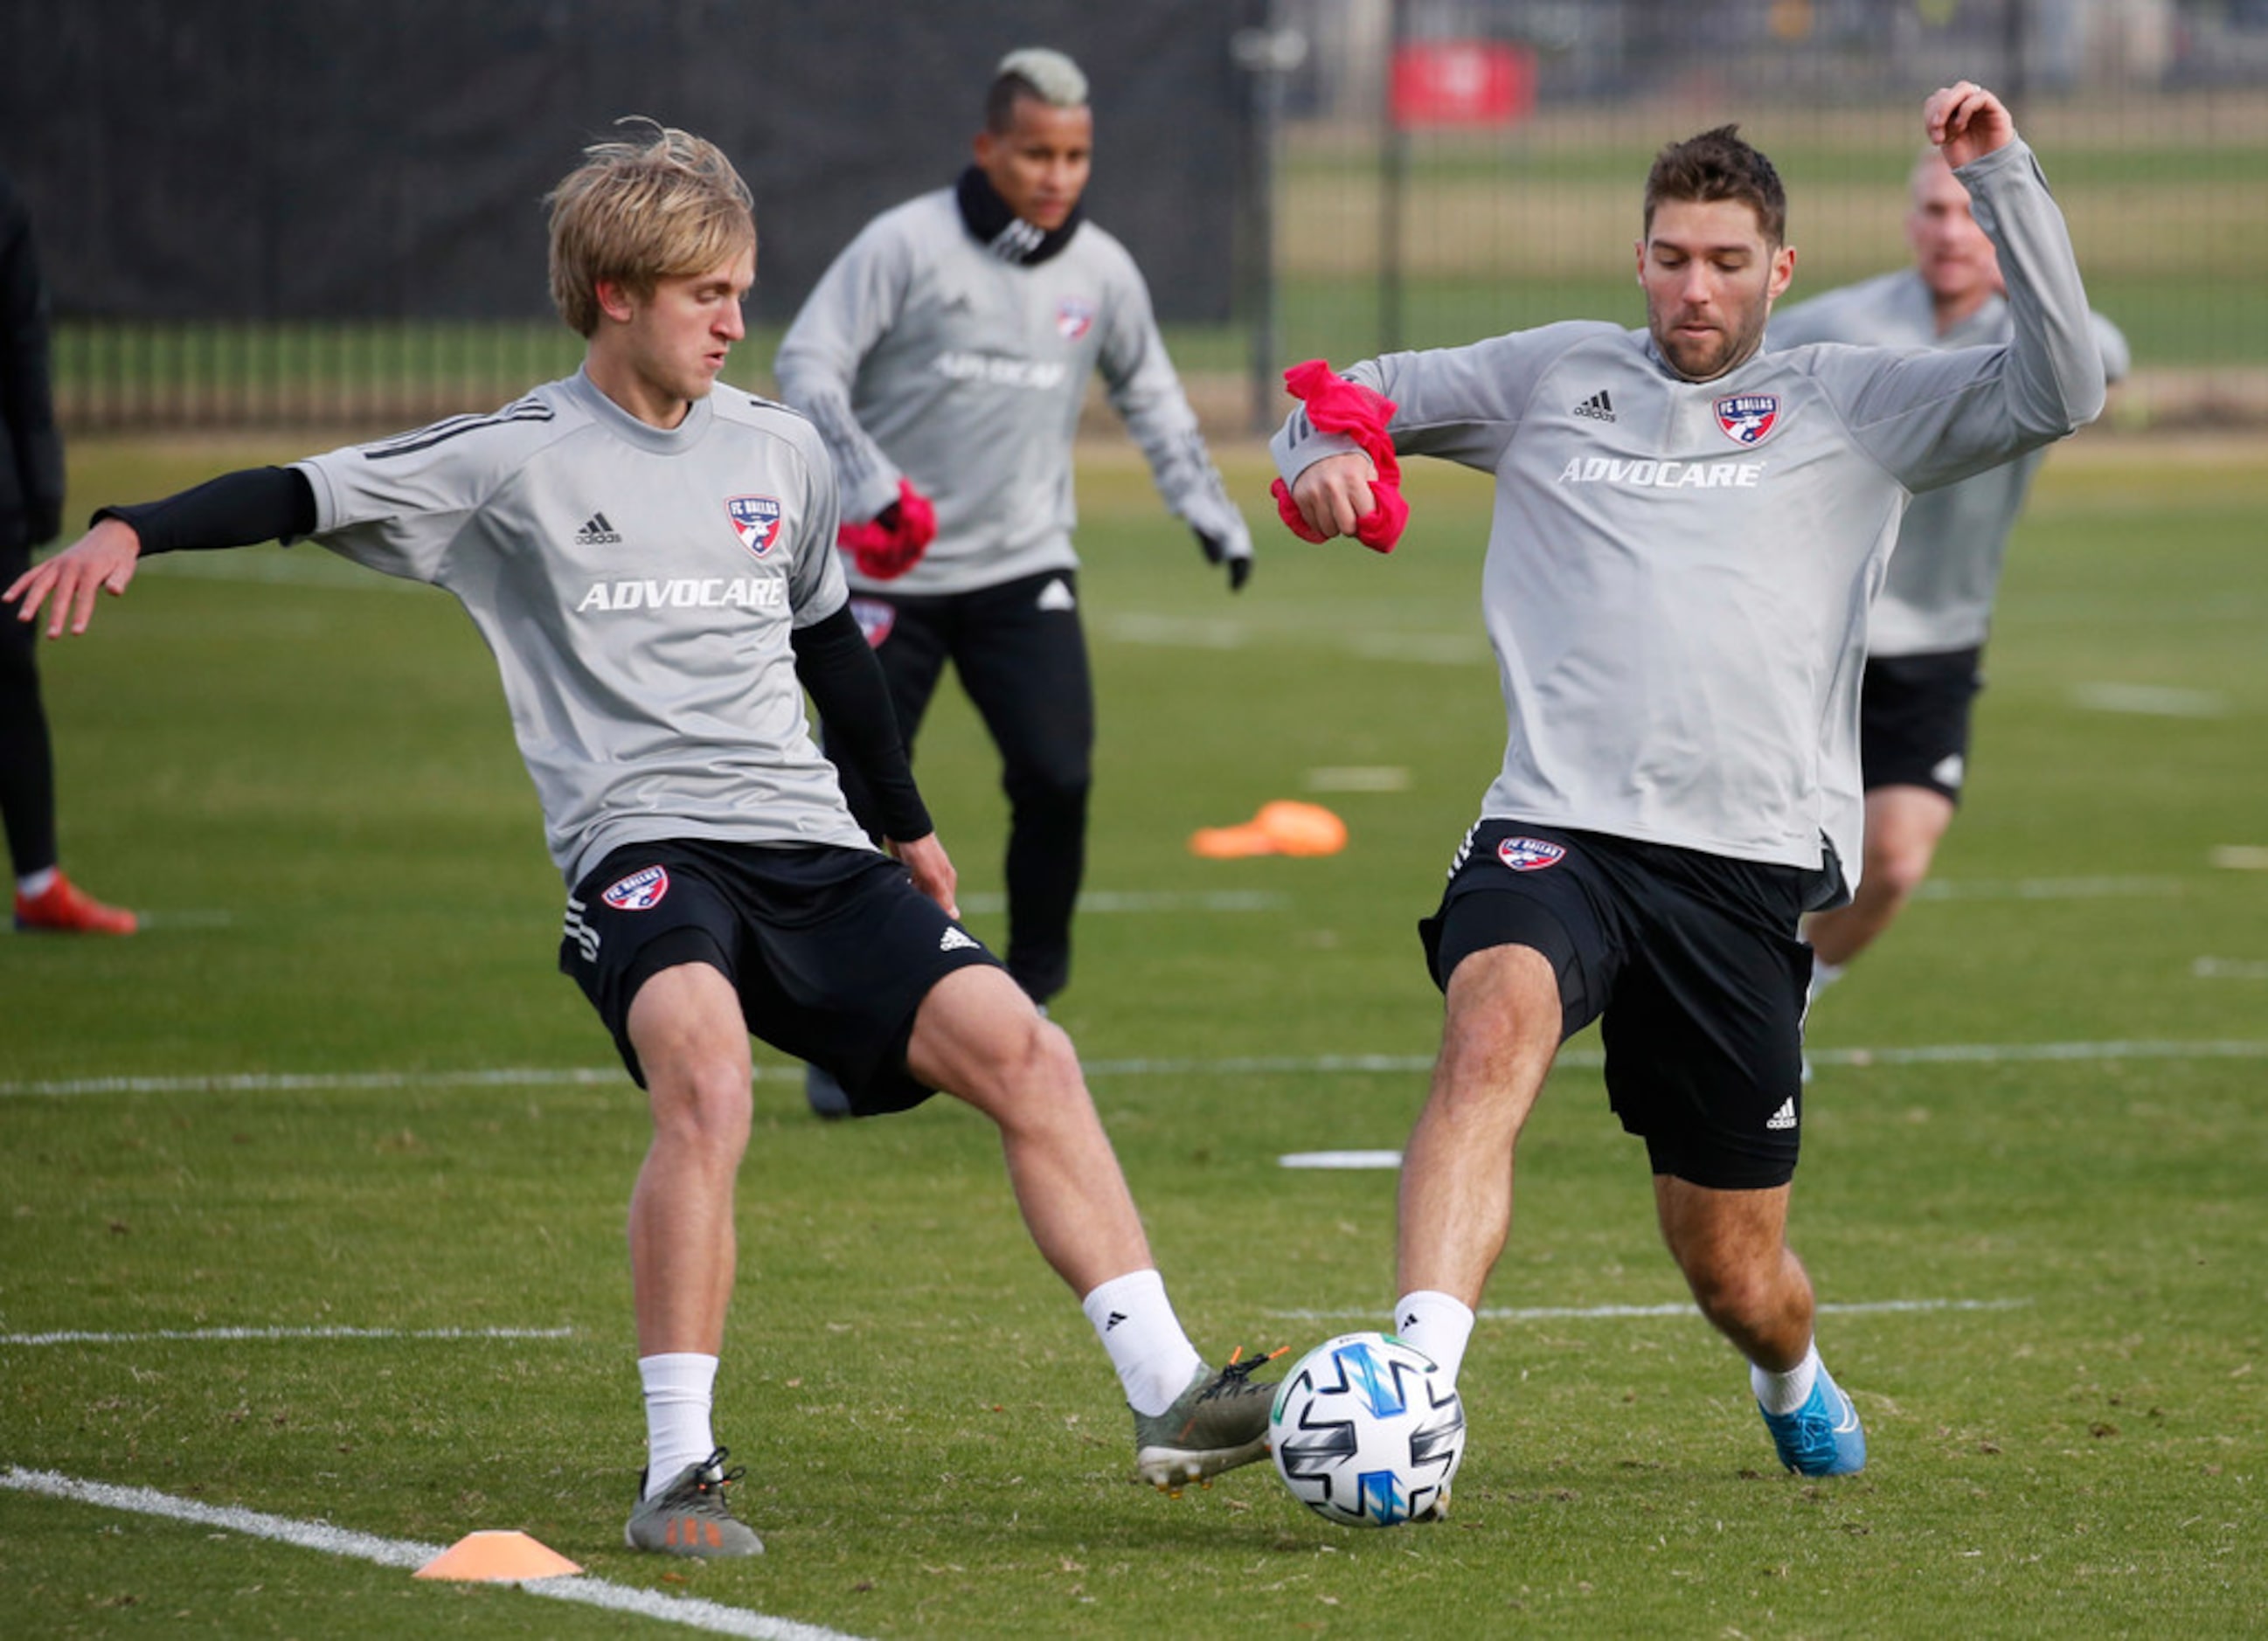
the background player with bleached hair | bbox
[1271,82,2105,1485]
[1769,148,2128,1032]
[9,120,1279,1559]
[775,49,1252,1115]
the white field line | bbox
[2070,682,2230,718]
[7,1038,2268,1101]
[138,549,429,594]
[1098,612,1246,649]
[0,1468,864,1641]
[1911,875,2183,901]
[956,888,1287,915]
[85,877,2184,938]
[1270,1297,2033,1323]
[1,1326,572,1347]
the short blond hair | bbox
[546,120,756,336]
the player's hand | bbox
[1194,525,1253,592]
[840,479,937,579]
[888,831,960,921]
[1925,80,2015,170]
[1288,452,1376,539]
[3,516,144,638]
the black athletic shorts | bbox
[558,837,1002,1115]
[1418,821,1827,1190]
[1859,647,1984,802]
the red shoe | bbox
[13,871,138,935]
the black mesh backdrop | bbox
[0,0,1252,326]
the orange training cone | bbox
[1189,800,1348,860]
[414,1529,582,1581]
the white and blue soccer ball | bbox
[1269,1330,1465,1527]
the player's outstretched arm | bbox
[8,465,317,640]
[4,516,142,639]
[1925,80,2015,169]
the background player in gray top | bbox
[775,49,1252,1112]
[1272,83,2104,1481]
[1768,148,2129,1023]
[10,121,1279,1556]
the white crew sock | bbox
[640,1352,719,1498]
[1082,1269,1205,1416]
[1391,1290,1475,1386]
[1751,1341,1822,1415]
[17,866,59,898]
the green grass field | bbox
[3,432,2264,1636]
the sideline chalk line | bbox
[1271,1297,2032,1324]
[0,1467,864,1641]
[7,1037,2268,1100]
[2,1325,572,1348]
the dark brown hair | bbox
[1644,124,1787,246]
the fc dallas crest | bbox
[1714,393,1779,446]
[1056,296,1095,342]
[1497,836,1566,871]
[726,495,783,557]
[603,865,670,911]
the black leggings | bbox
[827,569,1093,1005]
[0,539,57,877]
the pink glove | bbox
[1268,359,1408,553]
[839,479,937,579]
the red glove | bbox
[1268,359,1408,553]
[1270,360,1405,557]
[838,478,937,579]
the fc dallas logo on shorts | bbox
[603,865,669,911]
[1714,393,1779,446]
[1497,836,1566,871]
[849,596,895,648]
[1056,296,1095,342]
[726,495,783,557]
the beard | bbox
[1649,301,1769,383]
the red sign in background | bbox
[1391,40,1536,128]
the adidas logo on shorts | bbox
[940,926,981,953]
[1766,1097,1798,1131]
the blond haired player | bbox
[10,121,1276,1557]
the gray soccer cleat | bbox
[624,1448,764,1557]
[1134,1347,1287,1492]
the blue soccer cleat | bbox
[1758,1364,1867,1476]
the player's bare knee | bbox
[1874,842,1935,904]
[647,1058,753,1160]
[981,1012,1091,1131]
[1681,1259,1782,1335]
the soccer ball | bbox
[1269,1331,1465,1527]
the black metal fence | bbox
[12,0,2266,433]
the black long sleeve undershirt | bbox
[790,606,932,844]
[94,466,316,553]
